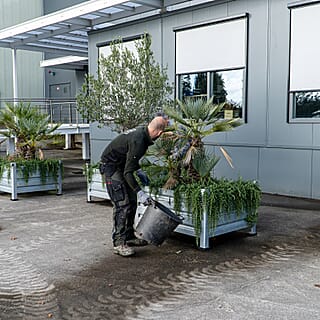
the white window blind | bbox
[175,16,247,74]
[290,3,320,91]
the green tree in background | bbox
[76,34,173,133]
[212,72,227,104]
[194,72,207,96]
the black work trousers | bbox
[105,168,137,247]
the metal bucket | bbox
[135,200,183,246]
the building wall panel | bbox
[87,0,320,199]
[259,147,312,198]
[312,150,320,199]
[214,146,259,182]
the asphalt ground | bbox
[0,148,320,320]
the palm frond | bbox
[147,134,177,158]
[219,146,234,168]
[0,102,61,159]
[202,118,242,136]
[192,150,220,179]
[164,105,190,128]
[182,144,198,166]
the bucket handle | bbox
[149,200,184,221]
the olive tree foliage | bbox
[76,34,173,133]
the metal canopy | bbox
[0,0,216,66]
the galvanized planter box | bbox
[86,167,110,202]
[136,188,257,250]
[85,171,258,249]
[0,161,63,200]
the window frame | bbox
[176,67,246,120]
[288,1,320,123]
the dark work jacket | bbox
[100,126,153,192]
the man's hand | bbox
[137,190,153,206]
[136,169,149,186]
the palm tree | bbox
[143,132,181,190]
[0,102,59,160]
[164,96,242,182]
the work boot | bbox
[126,238,148,247]
[113,244,135,257]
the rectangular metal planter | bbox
[136,188,257,249]
[0,161,63,200]
[86,167,110,202]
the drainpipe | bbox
[12,48,18,105]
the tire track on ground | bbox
[127,229,320,320]
[5,222,97,253]
[125,243,305,320]
[62,234,315,320]
[0,249,60,320]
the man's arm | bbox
[124,170,141,192]
[123,141,145,192]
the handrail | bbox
[0,98,88,125]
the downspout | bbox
[12,48,18,105]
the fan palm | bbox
[144,132,182,189]
[164,96,242,181]
[0,102,60,160]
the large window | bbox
[289,3,320,121]
[175,15,248,120]
[178,69,244,119]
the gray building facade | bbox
[0,0,87,102]
[87,0,320,200]
[43,0,87,100]
[0,0,43,100]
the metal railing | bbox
[0,98,88,125]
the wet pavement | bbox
[0,148,320,319]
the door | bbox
[49,83,72,122]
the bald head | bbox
[148,116,167,140]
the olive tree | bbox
[76,34,173,132]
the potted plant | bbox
[138,97,261,249]
[76,34,173,201]
[0,102,63,200]
[84,162,109,202]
